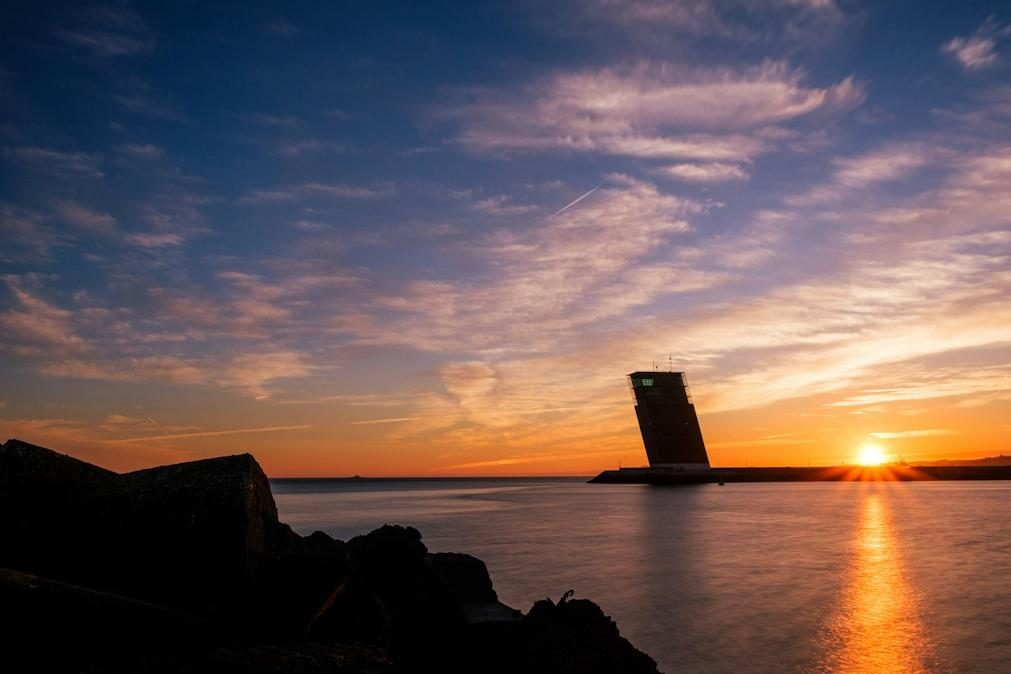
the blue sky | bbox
[2,1,1010,474]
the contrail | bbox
[114,424,313,443]
[136,405,171,437]
[351,417,418,425]
[434,446,625,471]
[549,186,599,218]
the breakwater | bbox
[590,464,1011,485]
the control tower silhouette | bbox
[628,371,710,470]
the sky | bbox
[1,0,1009,476]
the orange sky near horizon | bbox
[3,357,1008,477]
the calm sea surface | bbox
[271,478,1011,673]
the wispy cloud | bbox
[448,61,863,162]
[112,78,185,120]
[786,143,932,206]
[243,113,302,128]
[941,17,1010,70]
[1,277,86,352]
[4,147,104,179]
[870,429,955,439]
[112,424,313,443]
[53,5,155,57]
[536,0,843,43]
[124,232,184,248]
[660,162,749,183]
[266,21,301,38]
[272,139,349,156]
[0,205,64,262]
[361,175,714,353]
[471,194,538,216]
[434,447,625,472]
[53,201,117,235]
[831,144,932,187]
[221,351,312,400]
[351,417,419,425]
[117,143,165,160]
[241,182,397,203]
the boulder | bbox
[309,574,393,648]
[258,530,352,638]
[429,552,498,604]
[508,592,662,674]
[0,438,289,618]
[0,439,120,585]
[430,551,520,626]
[341,525,471,672]
[116,452,286,615]
[347,524,429,576]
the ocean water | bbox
[271,478,1011,673]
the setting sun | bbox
[856,444,887,467]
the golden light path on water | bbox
[821,488,934,673]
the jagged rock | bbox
[348,524,429,574]
[259,530,352,638]
[185,642,396,674]
[509,592,661,674]
[431,551,521,627]
[430,552,498,604]
[310,574,393,648]
[344,525,471,672]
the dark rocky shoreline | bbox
[0,438,662,673]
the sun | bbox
[856,444,887,466]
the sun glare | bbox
[856,444,887,467]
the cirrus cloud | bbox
[942,17,1010,71]
[448,61,864,162]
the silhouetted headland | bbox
[0,438,660,674]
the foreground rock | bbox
[0,438,287,618]
[0,566,214,672]
[0,438,662,673]
[186,643,397,674]
[510,593,660,674]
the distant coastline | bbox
[911,455,1011,467]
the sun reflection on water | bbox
[822,491,933,673]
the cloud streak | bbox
[942,17,1010,70]
[53,6,155,57]
[449,61,864,161]
[112,424,314,443]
